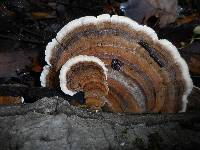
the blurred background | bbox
[0,0,199,89]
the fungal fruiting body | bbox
[40,14,193,113]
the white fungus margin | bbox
[59,55,108,96]
[159,39,193,112]
[42,14,193,111]
[40,65,50,87]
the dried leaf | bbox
[0,96,22,105]
[176,13,198,26]
[120,0,178,27]
[31,12,56,19]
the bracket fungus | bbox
[40,14,193,113]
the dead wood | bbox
[0,94,199,150]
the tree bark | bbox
[0,95,200,150]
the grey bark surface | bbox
[0,95,200,150]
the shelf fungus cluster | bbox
[40,14,193,113]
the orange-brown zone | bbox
[63,61,108,109]
[66,62,108,94]
[46,21,186,112]
[66,62,108,109]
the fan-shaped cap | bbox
[41,14,193,112]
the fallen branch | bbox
[0,97,199,150]
[0,84,71,103]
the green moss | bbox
[147,132,163,150]
[133,137,146,150]
[79,104,88,109]
[121,128,128,135]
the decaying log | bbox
[0,97,200,150]
[0,96,22,105]
[0,85,199,111]
[0,84,71,103]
